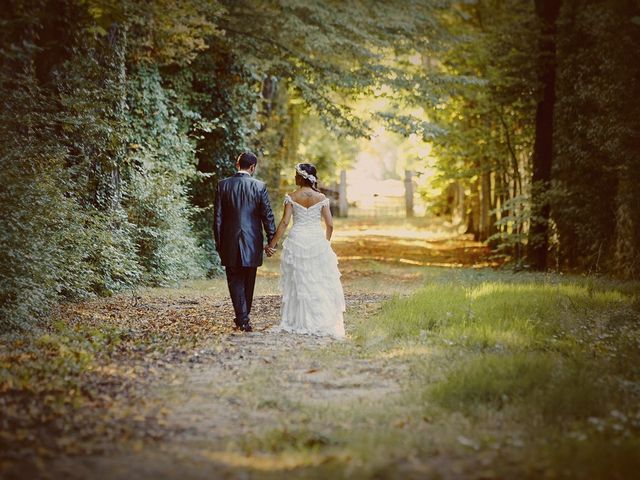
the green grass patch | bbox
[429,352,554,411]
[348,272,640,477]
[357,279,635,353]
[427,352,612,421]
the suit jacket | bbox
[214,172,276,267]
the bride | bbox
[265,163,346,338]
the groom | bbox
[214,152,276,332]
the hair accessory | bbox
[295,163,317,184]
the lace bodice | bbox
[284,194,329,230]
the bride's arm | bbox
[266,203,293,253]
[321,203,334,241]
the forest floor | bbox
[2,217,640,479]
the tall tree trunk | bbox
[466,178,481,241]
[452,181,465,227]
[614,165,640,279]
[528,0,561,269]
[479,169,492,241]
[612,3,640,279]
[489,170,501,247]
[500,169,509,230]
[404,170,414,218]
[497,109,522,199]
[338,170,348,218]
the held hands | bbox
[264,243,277,257]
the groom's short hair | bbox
[237,152,258,169]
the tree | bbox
[429,0,538,254]
[528,0,561,270]
[551,0,640,277]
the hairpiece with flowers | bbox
[295,163,317,184]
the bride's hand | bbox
[265,244,277,257]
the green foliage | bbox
[124,65,207,284]
[55,24,143,297]
[297,112,359,184]
[551,0,640,275]
[0,6,141,330]
[180,49,261,274]
[0,0,214,330]
[218,0,443,136]
[426,0,640,278]
[428,0,538,252]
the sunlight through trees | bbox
[1,0,639,328]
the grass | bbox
[103,261,640,478]
[426,352,613,422]
[357,277,635,353]
[237,268,640,478]
[371,272,639,478]
[5,217,639,478]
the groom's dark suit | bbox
[214,172,276,329]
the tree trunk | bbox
[452,181,465,227]
[614,166,640,279]
[500,169,509,230]
[528,0,560,270]
[338,170,348,218]
[466,178,481,241]
[489,171,501,248]
[479,170,492,241]
[404,170,414,218]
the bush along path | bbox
[2,222,639,479]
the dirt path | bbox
[49,294,400,479]
[33,218,492,479]
[7,219,638,479]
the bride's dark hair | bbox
[295,163,319,192]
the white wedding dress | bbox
[274,194,346,338]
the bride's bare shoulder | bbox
[289,189,326,206]
[288,190,301,201]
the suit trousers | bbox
[225,265,257,326]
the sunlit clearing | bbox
[467,282,630,304]
[340,108,437,218]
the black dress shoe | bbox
[240,323,252,332]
